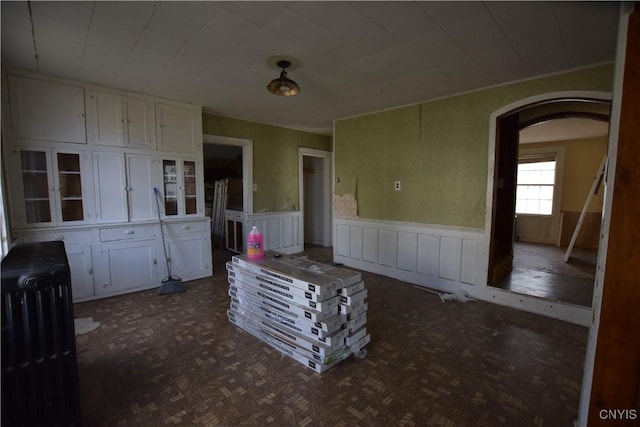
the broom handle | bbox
[154,187,172,277]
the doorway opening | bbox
[203,135,253,255]
[488,99,610,307]
[298,148,332,250]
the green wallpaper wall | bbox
[334,64,614,229]
[202,115,331,212]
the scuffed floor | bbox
[74,247,588,426]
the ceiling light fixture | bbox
[267,60,300,96]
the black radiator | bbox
[1,241,82,427]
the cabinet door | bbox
[53,150,91,223]
[95,240,157,296]
[66,244,94,300]
[8,75,86,143]
[156,103,199,152]
[123,97,155,149]
[182,159,198,215]
[94,152,128,222]
[126,155,158,221]
[161,159,179,216]
[11,148,55,226]
[86,91,124,146]
[165,233,211,280]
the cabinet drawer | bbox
[19,229,92,245]
[99,225,156,242]
[163,221,209,235]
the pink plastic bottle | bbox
[246,226,264,260]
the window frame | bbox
[515,147,565,218]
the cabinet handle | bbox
[153,259,157,265]
[181,225,190,230]
[124,230,134,235]
[89,268,93,275]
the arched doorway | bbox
[487,94,611,307]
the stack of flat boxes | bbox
[226,252,369,373]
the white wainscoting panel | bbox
[417,234,439,276]
[397,231,417,271]
[247,211,303,255]
[334,217,592,326]
[334,217,486,292]
[362,227,378,263]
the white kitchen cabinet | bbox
[86,90,155,148]
[155,102,201,153]
[160,220,213,280]
[161,220,212,280]
[159,157,203,218]
[94,225,158,296]
[10,147,93,227]
[65,243,95,300]
[93,152,160,222]
[15,229,95,301]
[7,75,86,144]
[225,210,244,253]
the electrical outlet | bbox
[394,180,401,191]
[253,183,258,191]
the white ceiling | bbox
[520,117,610,144]
[1,1,621,135]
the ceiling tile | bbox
[147,1,222,40]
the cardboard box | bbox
[338,281,365,296]
[345,326,368,347]
[232,253,361,293]
[228,281,339,322]
[340,289,367,306]
[227,309,350,364]
[227,262,339,302]
[228,274,341,312]
[229,290,346,342]
[349,312,367,333]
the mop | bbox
[154,187,185,295]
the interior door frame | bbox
[202,134,253,215]
[298,147,332,247]
[484,90,612,287]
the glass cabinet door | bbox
[20,150,52,223]
[183,160,197,215]
[163,159,178,215]
[56,152,84,221]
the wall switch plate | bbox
[253,183,257,191]
[394,180,401,191]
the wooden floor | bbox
[74,246,589,426]
[492,242,597,307]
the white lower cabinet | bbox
[94,238,158,297]
[161,220,212,280]
[15,229,95,301]
[65,244,95,300]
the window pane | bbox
[516,159,556,216]
[540,186,554,200]
[539,200,553,215]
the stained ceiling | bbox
[1,1,621,135]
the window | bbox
[516,159,556,215]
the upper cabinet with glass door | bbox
[11,147,93,227]
[7,75,87,144]
[86,90,156,149]
[160,158,203,218]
